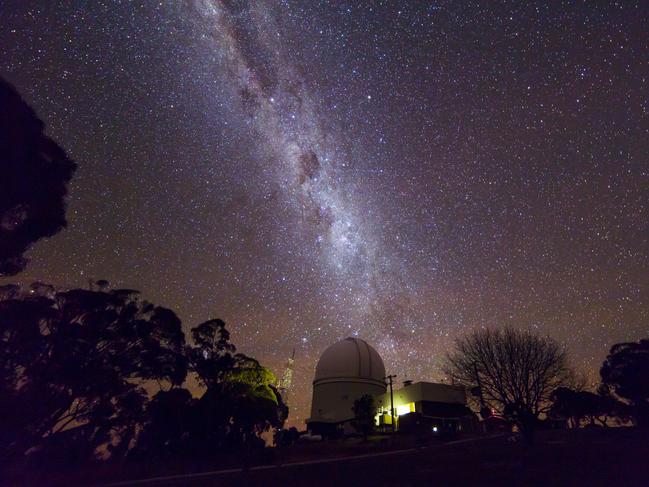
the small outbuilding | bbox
[376,381,478,434]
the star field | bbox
[1,1,648,425]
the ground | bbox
[39,428,649,486]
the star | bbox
[1,0,647,427]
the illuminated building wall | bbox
[374,381,472,431]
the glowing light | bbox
[396,402,415,416]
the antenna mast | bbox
[277,348,296,402]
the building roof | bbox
[377,381,467,408]
[419,401,474,419]
[314,337,386,384]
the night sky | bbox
[1,1,648,425]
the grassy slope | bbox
[207,428,648,487]
[29,427,649,486]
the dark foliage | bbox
[188,318,237,388]
[0,78,76,276]
[1,283,287,476]
[549,387,627,428]
[0,283,187,469]
[601,338,649,428]
[445,327,573,442]
[131,388,196,460]
[274,427,300,447]
[352,394,376,439]
[132,323,287,461]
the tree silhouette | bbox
[0,78,76,276]
[352,394,376,440]
[601,338,649,428]
[274,426,299,447]
[188,318,287,442]
[186,325,287,453]
[444,327,573,442]
[1,282,288,476]
[549,387,625,428]
[189,319,237,388]
[132,320,288,463]
[0,284,186,468]
[132,388,196,460]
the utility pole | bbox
[385,374,397,433]
[473,363,485,408]
[474,363,491,421]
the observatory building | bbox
[307,337,477,436]
[306,337,386,436]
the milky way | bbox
[194,0,388,302]
[1,1,648,425]
[190,0,412,351]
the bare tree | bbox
[444,327,573,441]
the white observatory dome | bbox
[314,337,386,385]
[308,337,387,430]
